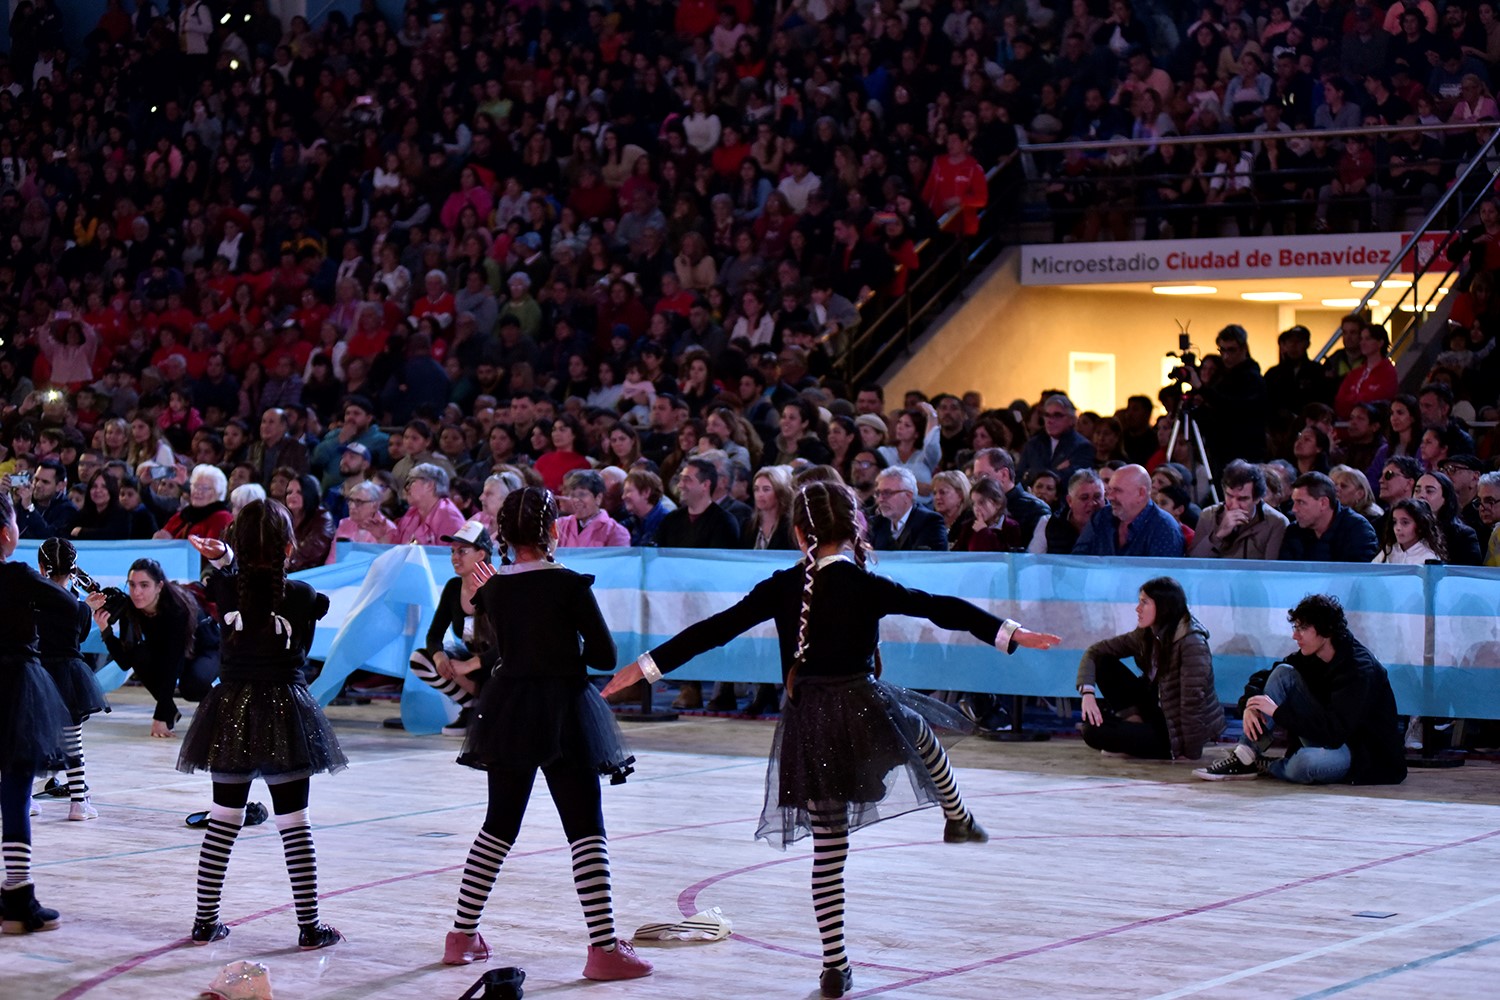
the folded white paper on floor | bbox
[633,906,733,942]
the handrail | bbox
[1018,121,1499,156]
[1312,124,1500,364]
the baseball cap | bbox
[339,442,371,461]
[1440,454,1485,473]
[440,519,494,554]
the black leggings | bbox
[1080,656,1172,759]
[211,778,311,815]
[482,762,604,844]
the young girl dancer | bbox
[0,492,73,933]
[179,500,346,948]
[36,539,109,821]
[443,486,650,981]
[603,481,1060,998]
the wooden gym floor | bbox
[4,688,1498,1000]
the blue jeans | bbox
[1243,664,1352,785]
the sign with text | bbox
[1019,233,1409,285]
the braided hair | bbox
[38,536,78,580]
[787,481,869,697]
[233,498,294,628]
[496,486,558,564]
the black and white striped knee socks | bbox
[195,804,245,923]
[915,723,969,823]
[274,809,321,927]
[809,807,850,973]
[2,841,32,890]
[454,829,512,934]
[410,654,474,707]
[62,725,86,802]
[570,835,615,949]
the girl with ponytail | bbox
[603,480,1061,1000]
[441,486,649,981]
[177,499,346,951]
[36,538,109,820]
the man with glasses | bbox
[1189,460,1289,559]
[394,463,467,545]
[1478,472,1500,567]
[1194,593,1405,785]
[1439,454,1489,549]
[870,466,947,551]
[1376,455,1420,512]
[850,448,888,519]
[1017,393,1094,480]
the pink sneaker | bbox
[583,940,653,980]
[443,930,490,965]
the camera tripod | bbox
[1166,401,1219,507]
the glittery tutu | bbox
[40,655,109,724]
[459,675,633,781]
[757,673,973,849]
[176,680,348,781]
[0,655,71,772]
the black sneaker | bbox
[1,885,60,934]
[190,919,230,944]
[820,965,853,998]
[943,814,989,843]
[1193,753,1260,781]
[298,922,343,950]
[441,707,472,737]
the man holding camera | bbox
[13,459,77,539]
[1182,324,1269,474]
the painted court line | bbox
[836,827,1500,998]
[1295,930,1500,999]
[1147,893,1500,999]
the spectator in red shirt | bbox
[411,270,457,331]
[923,131,989,236]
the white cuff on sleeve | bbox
[638,651,663,684]
[996,619,1021,654]
[210,544,235,570]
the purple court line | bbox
[672,830,1458,971]
[837,827,1500,998]
[50,779,1138,998]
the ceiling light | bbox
[1398,302,1438,312]
[1152,285,1217,295]
[1241,291,1302,302]
[1321,298,1370,308]
[1351,279,1411,289]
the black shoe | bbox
[190,918,230,944]
[741,685,780,718]
[244,802,269,826]
[1,885,60,935]
[943,814,989,843]
[705,692,739,712]
[820,965,853,998]
[1192,752,1261,781]
[298,922,343,950]
[185,810,210,828]
[35,777,77,799]
[441,707,472,737]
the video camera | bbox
[1165,322,1198,387]
[72,567,131,621]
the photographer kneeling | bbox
[1076,577,1223,760]
[86,560,219,737]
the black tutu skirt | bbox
[0,655,71,773]
[758,673,972,849]
[40,655,109,724]
[176,680,348,781]
[459,675,634,782]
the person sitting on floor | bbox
[1193,593,1406,785]
[1076,576,1223,761]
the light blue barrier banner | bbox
[19,542,1500,720]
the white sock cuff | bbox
[274,808,310,831]
[1233,744,1257,765]
[209,804,247,826]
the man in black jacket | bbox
[1194,594,1405,785]
[869,467,948,551]
[1187,324,1269,473]
[973,447,1052,546]
[1279,472,1379,562]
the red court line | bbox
[840,827,1500,998]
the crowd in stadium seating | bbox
[0,0,1498,591]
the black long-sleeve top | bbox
[101,599,192,677]
[419,576,493,662]
[473,563,615,679]
[1273,635,1406,785]
[205,565,328,684]
[646,556,1013,682]
[35,582,89,661]
[0,561,75,662]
